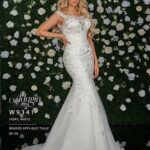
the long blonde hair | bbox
[52,0,96,39]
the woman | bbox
[22,0,122,150]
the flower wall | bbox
[1,0,150,127]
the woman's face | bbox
[68,0,80,7]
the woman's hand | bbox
[94,59,99,79]
[60,34,71,48]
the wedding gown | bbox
[21,10,123,150]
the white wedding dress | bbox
[21,10,123,150]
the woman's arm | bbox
[35,13,62,39]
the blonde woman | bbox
[22,0,122,150]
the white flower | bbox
[108,30,116,36]
[113,84,120,91]
[6,21,14,28]
[62,81,71,90]
[47,49,56,57]
[14,31,19,38]
[146,104,150,111]
[108,76,114,82]
[10,9,18,16]
[34,66,40,72]
[24,14,31,20]
[9,85,17,92]
[10,39,18,46]
[146,15,150,22]
[97,6,104,13]
[143,0,150,5]
[129,87,134,93]
[94,28,100,34]
[137,29,146,36]
[2,95,7,100]
[125,16,130,22]
[31,73,36,79]
[43,77,51,85]
[45,113,50,119]
[38,8,46,15]
[138,89,146,97]
[1,51,9,58]
[107,94,114,101]
[104,46,112,54]
[38,100,43,106]
[125,98,131,103]
[48,95,52,99]
[146,68,150,76]
[47,58,53,64]
[34,47,40,53]
[120,104,126,111]
[33,107,38,113]
[38,61,44,66]
[103,18,111,25]
[54,96,61,103]
[118,40,124,46]
[136,6,142,12]
[3,1,9,8]
[116,23,124,31]
[24,53,31,60]
[127,73,136,81]
[88,3,94,11]
[23,37,29,43]
[121,0,130,7]
[18,74,24,79]
[33,138,38,144]
[2,73,11,79]
[15,62,22,69]
[128,46,135,53]
[31,85,38,91]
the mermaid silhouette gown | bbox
[21,10,123,150]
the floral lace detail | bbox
[55,10,91,35]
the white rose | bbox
[47,58,53,64]
[38,8,46,15]
[121,0,130,7]
[45,113,50,119]
[62,81,71,90]
[118,40,124,46]
[103,18,111,25]
[10,9,18,16]
[120,104,126,111]
[34,47,40,53]
[107,94,114,101]
[18,74,24,79]
[146,104,150,111]
[31,72,36,79]
[108,76,114,82]
[125,98,131,103]
[38,100,43,106]
[113,84,120,91]
[137,29,146,36]
[6,21,14,28]
[104,46,112,54]
[10,39,18,46]
[138,89,146,97]
[24,53,31,60]
[9,85,17,92]
[3,73,11,79]
[136,6,142,12]
[14,31,19,38]
[116,23,124,31]
[31,85,38,91]
[34,66,41,72]
[97,6,104,13]
[1,51,9,58]
[129,87,134,93]
[47,49,56,57]
[3,1,9,8]
[54,96,61,103]
[146,68,150,76]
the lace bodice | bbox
[55,10,91,41]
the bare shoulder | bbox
[81,8,89,16]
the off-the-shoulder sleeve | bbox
[55,10,66,19]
